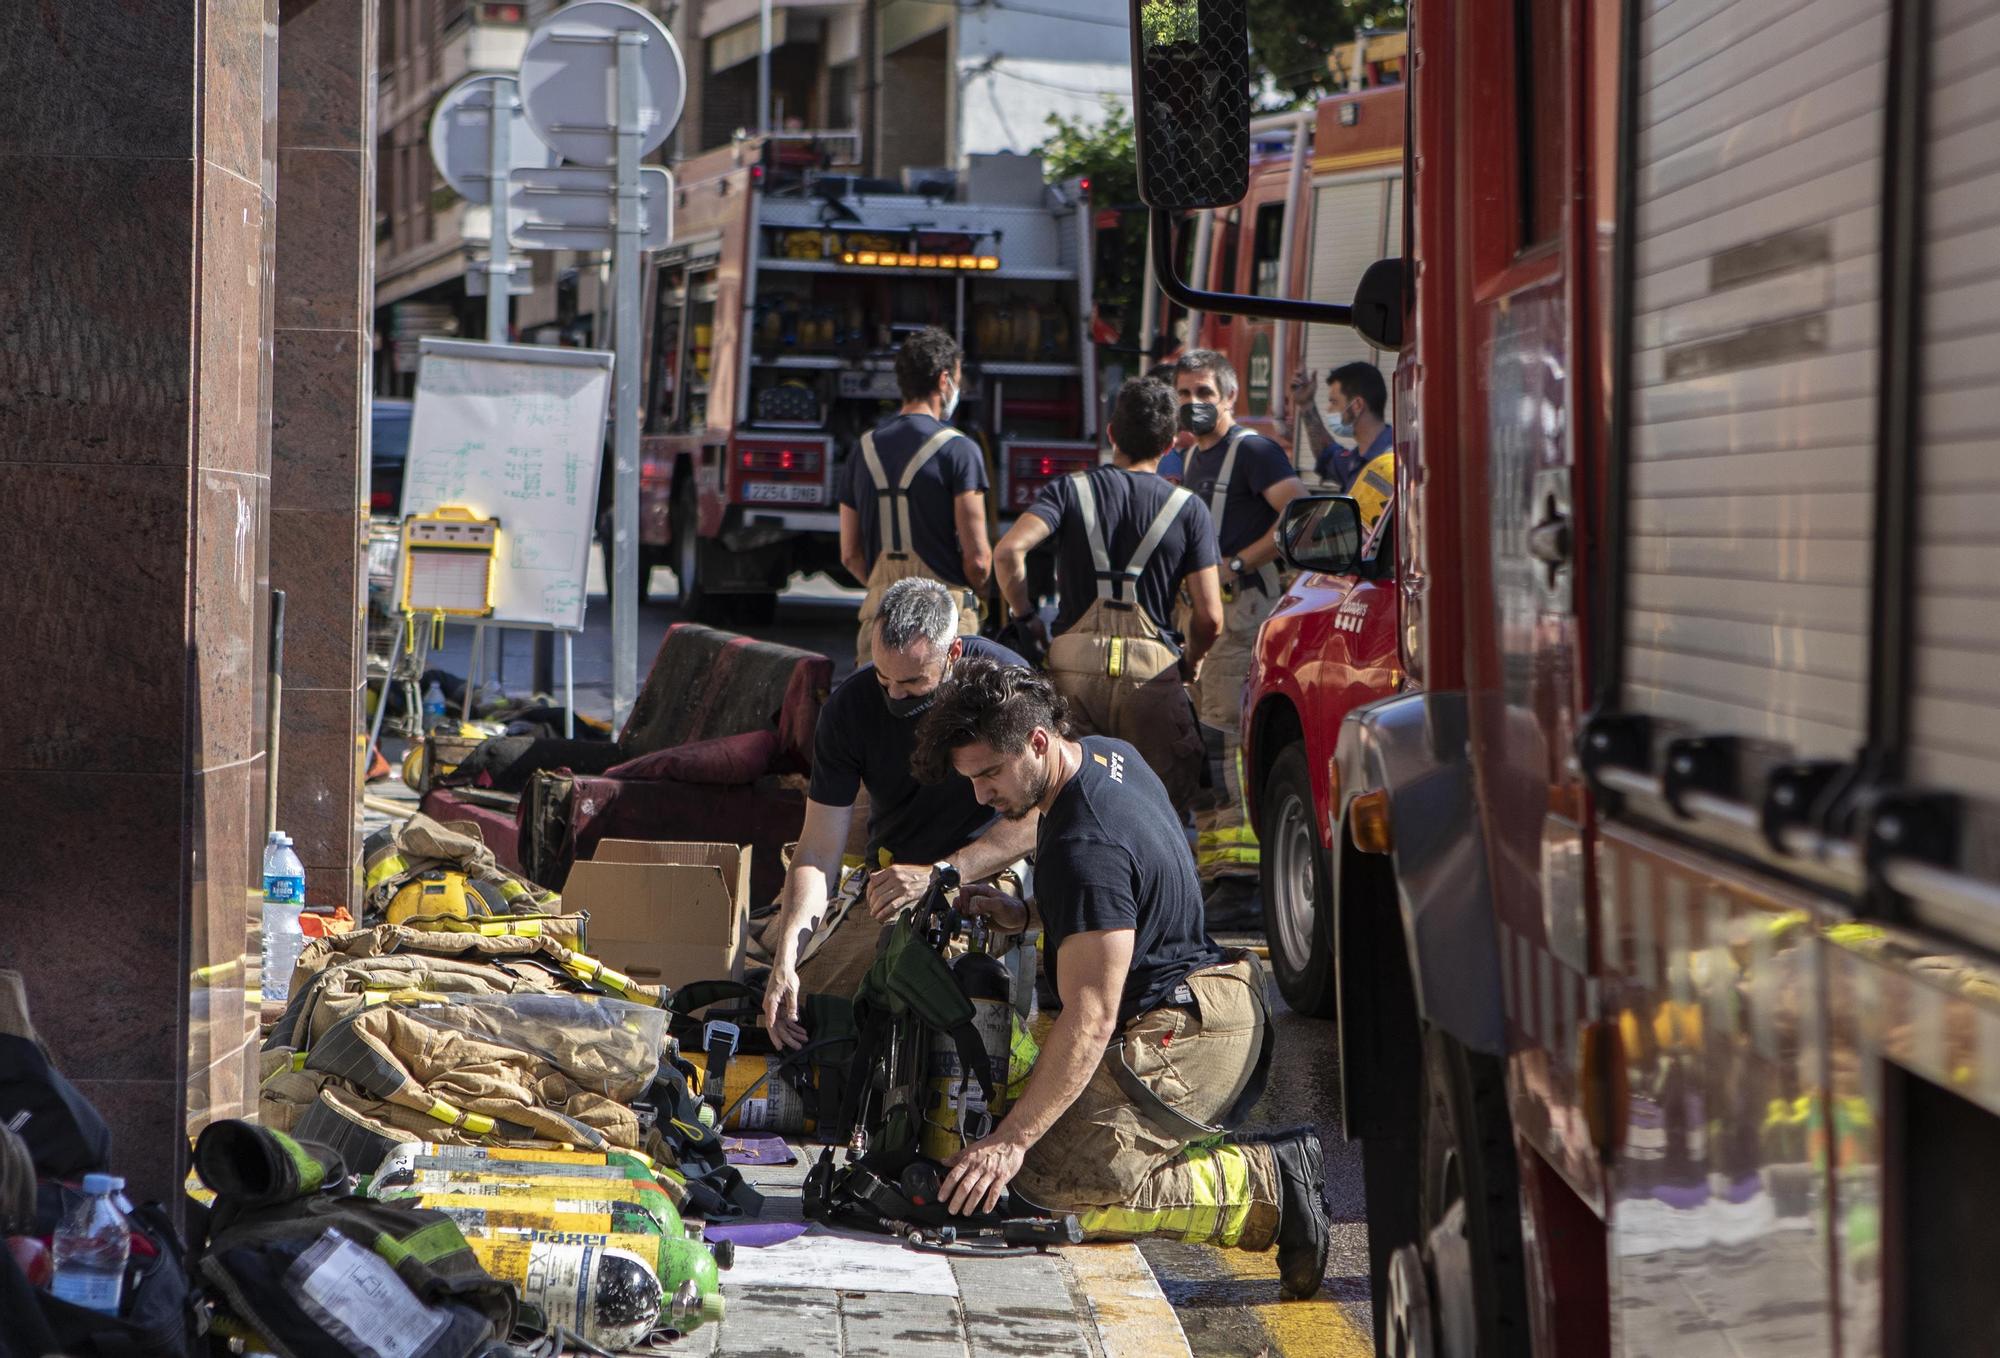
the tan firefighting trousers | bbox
[1045,599,1204,817]
[854,553,980,669]
[1013,957,1280,1248]
[1179,575,1283,882]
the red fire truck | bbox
[637,137,1098,620]
[1134,0,2000,1353]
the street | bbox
[416,556,1374,1358]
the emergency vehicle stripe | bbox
[861,427,958,555]
[1070,473,1195,603]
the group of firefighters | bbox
[759,327,1397,1296]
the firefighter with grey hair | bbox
[762,578,1032,1047]
[1171,350,1310,927]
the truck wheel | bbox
[671,483,730,624]
[1385,1028,1531,1358]
[1259,743,1335,1017]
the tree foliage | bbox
[1039,100,1147,351]
[1249,0,1406,105]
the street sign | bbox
[508,165,673,253]
[429,74,559,204]
[464,264,535,297]
[518,0,686,168]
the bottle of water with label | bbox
[51,1174,130,1314]
[423,680,448,731]
[262,831,307,1006]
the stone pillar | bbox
[271,0,373,914]
[0,1,278,1206]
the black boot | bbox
[1202,877,1262,931]
[1268,1131,1329,1300]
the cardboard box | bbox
[561,840,750,994]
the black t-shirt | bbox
[840,413,989,585]
[1179,427,1296,557]
[1027,467,1219,636]
[1034,736,1223,1026]
[807,635,1027,864]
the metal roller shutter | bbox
[1621,0,1890,762]
[1303,175,1398,377]
[1910,0,2000,803]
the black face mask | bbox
[1179,401,1219,436]
[882,660,951,719]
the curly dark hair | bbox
[1110,377,1178,463]
[911,658,1070,785]
[895,327,963,402]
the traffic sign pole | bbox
[486,84,513,342]
[611,30,645,728]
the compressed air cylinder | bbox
[920,937,1018,1160]
[395,1193,667,1236]
[373,1172,683,1232]
[682,1051,820,1135]
[465,1238,662,1349]
[460,1225,729,1333]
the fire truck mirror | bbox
[1128,0,1252,212]
[1351,257,1406,351]
[1276,494,1365,576]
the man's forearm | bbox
[950,814,1037,882]
[996,1001,1114,1147]
[772,859,835,964]
[1299,408,1332,462]
[1187,616,1221,667]
[1235,534,1283,572]
[994,545,1033,618]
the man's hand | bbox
[865,863,936,922]
[942,1130,1028,1216]
[1288,367,1318,411]
[956,882,1028,934]
[761,963,810,1051]
[1177,652,1203,685]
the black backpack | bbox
[0,1034,111,1178]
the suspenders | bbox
[1070,472,1194,604]
[1195,426,1279,595]
[860,426,959,556]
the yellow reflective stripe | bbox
[289,1051,308,1071]
[1107,637,1126,678]
[364,851,412,894]
[498,880,530,899]
[1070,1146,1259,1247]
[461,1111,496,1135]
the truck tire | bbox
[1259,743,1335,1016]
[671,483,730,624]
[1384,1028,1531,1358]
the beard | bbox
[999,757,1054,821]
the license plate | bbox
[741,481,823,504]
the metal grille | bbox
[1132,0,1251,211]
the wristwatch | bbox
[1228,556,1246,578]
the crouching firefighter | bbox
[993,377,1223,817]
[842,326,990,669]
[910,660,1330,1297]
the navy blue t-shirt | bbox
[841,413,989,585]
[1027,467,1218,636]
[808,635,1027,864]
[1035,736,1223,1026]
[1179,428,1296,557]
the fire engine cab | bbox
[637,137,1098,621]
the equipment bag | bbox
[0,1033,111,1179]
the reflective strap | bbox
[861,426,958,554]
[363,850,411,895]
[426,1099,495,1136]
[397,1219,469,1266]
[1204,426,1249,536]
[1107,636,1125,678]
[1073,473,1196,604]
[1071,1143,1261,1246]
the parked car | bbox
[370,396,412,516]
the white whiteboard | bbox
[400,339,613,630]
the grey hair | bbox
[876,577,959,656]
[1174,348,1239,403]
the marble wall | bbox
[0,0,371,1209]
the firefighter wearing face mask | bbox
[841,328,991,669]
[1289,361,1395,531]
[1171,351,1310,928]
[762,578,1036,1048]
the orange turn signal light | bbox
[1349,790,1392,855]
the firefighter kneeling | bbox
[911,661,1329,1297]
[993,377,1223,817]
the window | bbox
[1250,202,1286,296]
[1515,0,1566,248]
[1215,209,1240,293]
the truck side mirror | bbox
[1276,495,1366,576]
[1129,0,1252,211]
[1352,257,1405,351]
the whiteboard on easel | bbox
[399,339,613,631]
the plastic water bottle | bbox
[423,680,448,731]
[50,1173,130,1315]
[262,831,307,1005]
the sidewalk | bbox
[680,1146,1192,1358]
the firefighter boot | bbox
[1270,1131,1329,1300]
[1202,877,1263,931]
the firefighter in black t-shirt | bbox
[910,660,1329,1299]
[992,378,1224,814]
[840,328,991,668]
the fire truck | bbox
[1132,0,2000,1354]
[1092,84,1403,456]
[636,137,1098,621]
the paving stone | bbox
[838,1291,968,1358]
[954,1255,1095,1358]
[714,1286,844,1358]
